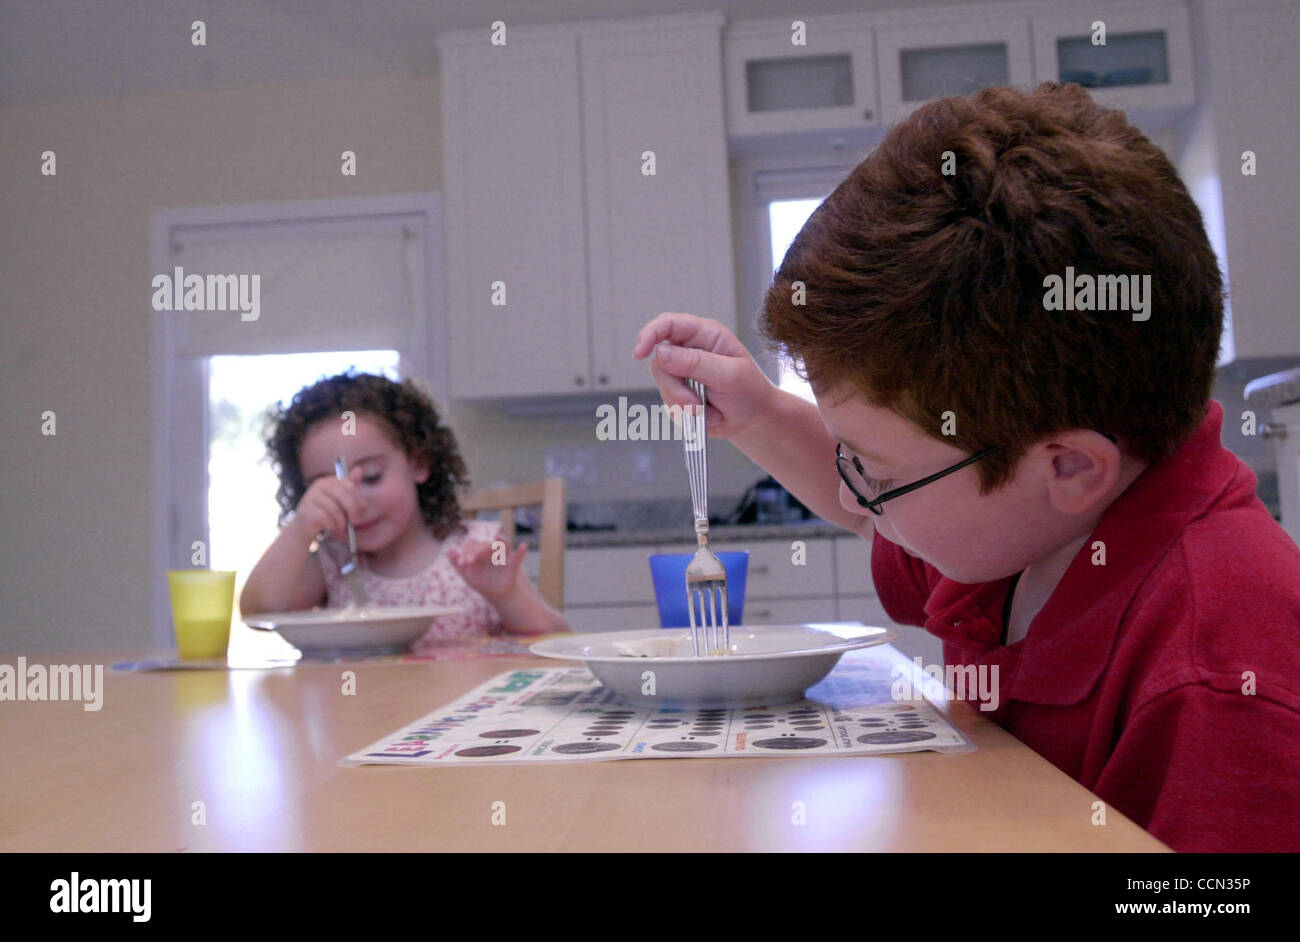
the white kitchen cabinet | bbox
[1031,3,1195,113]
[742,597,838,625]
[438,14,735,398]
[874,15,1035,125]
[832,534,874,595]
[723,15,879,137]
[555,543,662,632]
[563,545,660,606]
[564,604,662,633]
[1202,0,1300,361]
[437,32,588,397]
[582,22,736,392]
[835,593,893,626]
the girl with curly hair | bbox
[240,371,567,647]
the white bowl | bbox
[243,605,463,656]
[530,623,896,707]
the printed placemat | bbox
[343,654,973,766]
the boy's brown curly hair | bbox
[264,371,469,539]
[760,82,1225,494]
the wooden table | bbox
[0,641,1169,852]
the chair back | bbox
[460,478,566,609]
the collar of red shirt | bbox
[918,399,1245,706]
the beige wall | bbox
[0,73,764,650]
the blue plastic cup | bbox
[648,552,749,628]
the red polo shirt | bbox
[871,399,1300,852]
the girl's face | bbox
[817,384,1084,584]
[298,413,430,553]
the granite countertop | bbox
[559,518,848,547]
[498,495,853,548]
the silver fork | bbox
[683,379,729,656]
[333,456,371,608]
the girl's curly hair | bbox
[263,370,469,539]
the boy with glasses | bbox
[634,83,1300,852]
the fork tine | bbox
[705,587,712,653]
[705,589,713,653]
[718,584,729,652]
[707,586,718,653]
[719,586,727,651]
[687,584,700,656]
[696,588,705,656]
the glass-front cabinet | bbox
[724,15,879,137]
[1032,4,1195,111]
[874,16,1035,124]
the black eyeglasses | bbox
[835,433,1117,515]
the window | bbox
[768,197,829,404]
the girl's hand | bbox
[633,312,779,441]
[447,538,526,603]
[289,468,365,545]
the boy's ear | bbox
[1042,431,1121,515]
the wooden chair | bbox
[459,477,567,610]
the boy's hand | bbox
[633,312,778,441]
[289,468,365,546]
[447,538,526,603]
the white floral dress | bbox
[316,518,505,652]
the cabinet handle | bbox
[598,374,608,385]
[751,609,772,618]
[575,376,585,387]
[1261,422,1287,440]
[751,565,770,575]
[863,109,873,120]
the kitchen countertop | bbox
[500,495,850,548]
[557,518,849,547]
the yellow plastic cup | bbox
[166,570,235,659]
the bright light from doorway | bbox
[768,198,826,404]
[207,351,399,656]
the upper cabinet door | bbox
[439,34,591,397]
[1204,0,1300,361]
[874,16,1035,125]
[1032,4,1195,113]
[580,20,735,394]
[724,17,879,137]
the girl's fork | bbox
[331,456,371,608]
[683,379,729,656]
